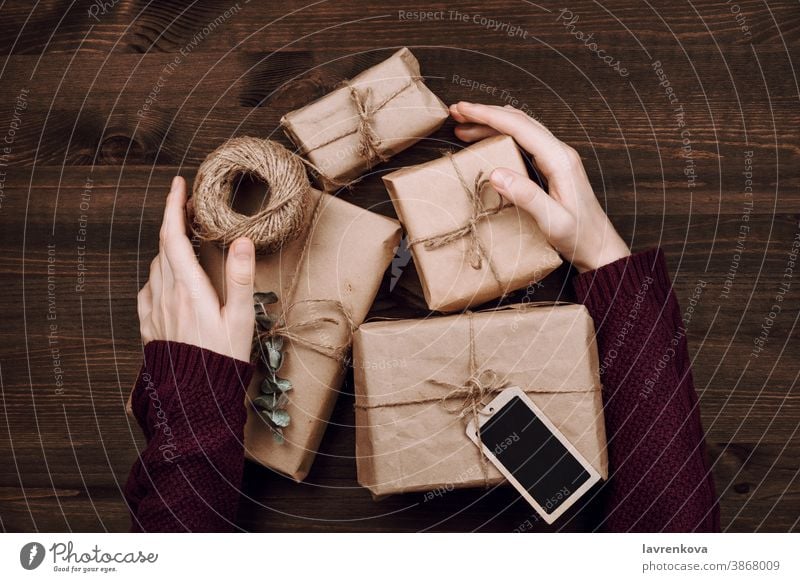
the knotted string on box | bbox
[407,152,512,290]
[293,76,423,187]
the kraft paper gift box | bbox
[382,135,562,312]
[353,303,608,497]
[199,189,401,481]
[280,47,448,190]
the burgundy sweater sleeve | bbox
[572,248,720,532]
[124,341,254,532]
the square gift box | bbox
[281,47,449,190]
[353,303,608,496]
[382,135,562,312]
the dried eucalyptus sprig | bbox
[252,291,293,443]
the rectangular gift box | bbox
[353,303,608,497]
[383,135,562,312]
[280,47,448,190]
[199,189,401,481]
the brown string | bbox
[256,299,356,363]
[192,137,313,255]
[261,195,356,365]
[294,76,422,185]
[407,152,511,288]
[431,312,507,487]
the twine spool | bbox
[192,136,313,255]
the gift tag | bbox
[466,386,601,525]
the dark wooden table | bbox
[1,0,798,532]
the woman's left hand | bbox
[137,176,256,362]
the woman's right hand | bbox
[450,102,630,273]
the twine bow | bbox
[256,298,356,364]
[408,153,511,287]
[348,85,390,169]
[288,75,423,188]
[429,312,508,486]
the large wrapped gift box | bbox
[200,189,401,481]
[383,135,562,312]
[353,303,608,496]
[281,47,448,189]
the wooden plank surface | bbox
[0,0,798,532]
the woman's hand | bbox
[450,102,630,273]
[137,176,256,362]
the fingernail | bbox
[171,176,182,191]
[233,239,252,259]
[491,169,514,191]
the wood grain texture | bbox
[0,0,798,532]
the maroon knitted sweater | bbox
[124,248,720,532]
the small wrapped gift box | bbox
[280,47,448,190]
[353,303,608,497]
[200,189,401,481]
[383,135,562,312]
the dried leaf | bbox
[260,377,279,394]
[267,345,283,370]
[269,409,291,428]
[274,377,292,392]
[253,394,277,410]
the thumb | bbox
[490,168,570,242]
[224,237,255,320]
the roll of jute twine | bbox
[192,136,313,255]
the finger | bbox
[137,281,153,322]
[449,102,469,123]
[222,237,255,323]
[148,256,163,302]
[452,102,572,182]
[159,176,197,274]
[490,168,572,242]
[454,123,500,143]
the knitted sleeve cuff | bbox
[132,341,255,429]
[571,248,673,318]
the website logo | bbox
[20,542,46,570]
